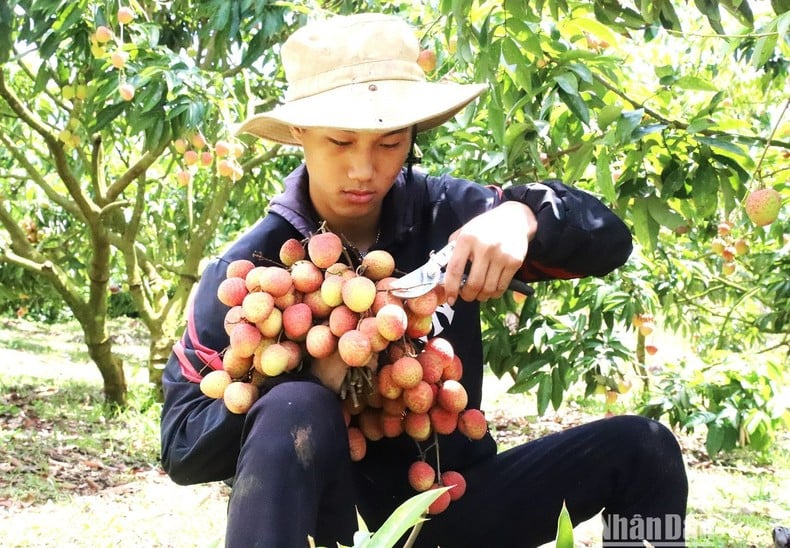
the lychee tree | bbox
[411,0,788,453]
[0,0,300,406]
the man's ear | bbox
[289,127,303,144]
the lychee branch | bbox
[593,72,790,149]
[0,71,86,207]
[104,140,169,203]
[0,132,81,218]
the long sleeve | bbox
[502,179,633,281]
[160,214,303,485]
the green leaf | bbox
[555,501,575,548]
[595,147,616,203]
[537,374,552,415]
[614,109,644,145]
[564,141,595,183]
[551,367,563,410]
[570,16,619,48]
[558,88,590,125]
[686,117,716,133]
[695,136,748,158]
[368,488,449,547]
[501,36,524,66]
[752,31,778,69]
[646,195,685,230]
[91,102,128,133]
[597,104,622,130]
[694,0,725,34]
[673,76,719,92]
[0,0,12,63]
[553,72,578,94]
[631,197,658,252]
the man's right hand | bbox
[310,351,350,393]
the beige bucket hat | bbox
[234,13,487,145]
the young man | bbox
[160,13,688,548]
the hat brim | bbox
[234,80,487,145]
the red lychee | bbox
[226,259,255,279]
[441,470,467,501]
[391,356,423,389]
[200,369,232,399]
[217,277,248,307]
[222,381,259,414]
[308,232,344,269]
[338,329,373,367]
[458,408,487,440]
[437,379,468,413]
[279,238,306,267]
[408,460,436,492]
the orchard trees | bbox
[0,0,299,406]
[412,1,788,453]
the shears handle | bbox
[438,241,535,297]
[507,277,535,297]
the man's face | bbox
[289,127,412,226]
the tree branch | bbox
[593,73,790,149]
[105,140,169,202]
[0,132,83,219]
[0,204,88,318]
[0,70,98,217]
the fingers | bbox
[444,235,521,304]
[442,237,467,306]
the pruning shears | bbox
[388,241,534,299]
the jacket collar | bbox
[268,163,424,247]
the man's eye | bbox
[329,138,351,147]
[381,142,401,149]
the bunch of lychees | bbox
[199,226,488,513]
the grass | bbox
[0,316,788,547]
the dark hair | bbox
[406,125,421,182]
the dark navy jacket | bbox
[160,164,633,485]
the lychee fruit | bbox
[744,188,781,227]
[359,250,395,281]
[437,379,468,413]
[403,411,432,441]
[223,381,259,414]
[403,381,434,414]
[200,369,232,399]
[305,324,338,359]
[375,303,408,341]
[458,408,487,440]
[441,470,467,501]
[391,356,423,389]
[279,238,306,267]
[342,276,377,313]
[226,259,255,279]
[337,329,372,367]
[229,322,262,358]
[282,302,313,341]
[427,485,452,515]
[241,291,275,323]
[308,232,344,269]
[408,460,436,492]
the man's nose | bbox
[347,149,374,182]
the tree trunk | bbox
[148,329,176,401]
[87,336,128,408]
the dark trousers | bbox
[225,381,688,548]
